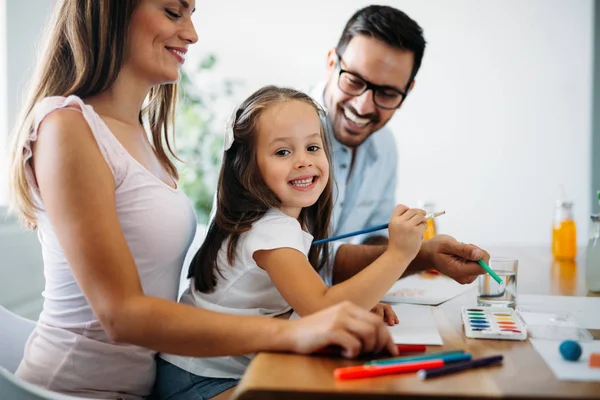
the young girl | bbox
[155,85,427,399]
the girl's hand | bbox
[387,204,427,263]
[371,302,399,326]
[283,301,399,358]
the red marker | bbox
[334,359,444,380]
[396,344,427,353]
[314,344,425,356]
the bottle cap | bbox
[556,201,573,208]
[418,201,435,212]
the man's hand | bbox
[421,234,490,284]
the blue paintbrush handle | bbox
[312,224,388,245]
[312,211,444,246]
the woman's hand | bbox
[283,301,399,358]
[371,302,399,326]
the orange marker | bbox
[590,353,600,368]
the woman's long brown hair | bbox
[189,86,334,293]
[8,0,179,229]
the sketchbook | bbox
[381,272,475,306]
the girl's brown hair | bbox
[8,0,179,229]
[189,85,334,293]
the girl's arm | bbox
[32,110,398,358]
[255,205,426,316]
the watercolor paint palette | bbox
[461,306,527,341]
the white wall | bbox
[0,0,54,318]
[190,0,592,248]
[1,0,592,249]
[0,0,54,207]
[0,1,7,205]
[6,0,53,134]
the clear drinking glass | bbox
[586,214,600,292]
[477,257,518,307]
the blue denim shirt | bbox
[308,83,398,283]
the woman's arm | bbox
[32,110,398,358]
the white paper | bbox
[388,304,443,345]
[289,304,443,345]
[381,273,475,306]
[530,339,600,381]
[517,294,600,329]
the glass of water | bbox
[477,257,518,307]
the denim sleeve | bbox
[361,153,397,241]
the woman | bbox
[7,1,397,399]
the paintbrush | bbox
[312,211,446,245]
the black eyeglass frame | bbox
[335,52,411,110]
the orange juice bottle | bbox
[552,201,577,261]
[420,201,437,241]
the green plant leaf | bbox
[174,55,243,223]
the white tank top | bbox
[15,95,197,399]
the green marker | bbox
[366,350,466,366]
[477,259,503,284]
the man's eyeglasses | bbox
[335,53,409,110]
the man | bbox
[308,5,489,284]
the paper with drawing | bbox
[381,273,475,305]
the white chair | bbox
[0,305,93,399]
[0,207,45,320]
[0,304,35,374]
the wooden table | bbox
[233,247,600,399]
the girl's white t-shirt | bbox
[161,208,313,379]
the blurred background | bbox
[0,0,597,318]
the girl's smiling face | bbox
[255,100,330,218]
